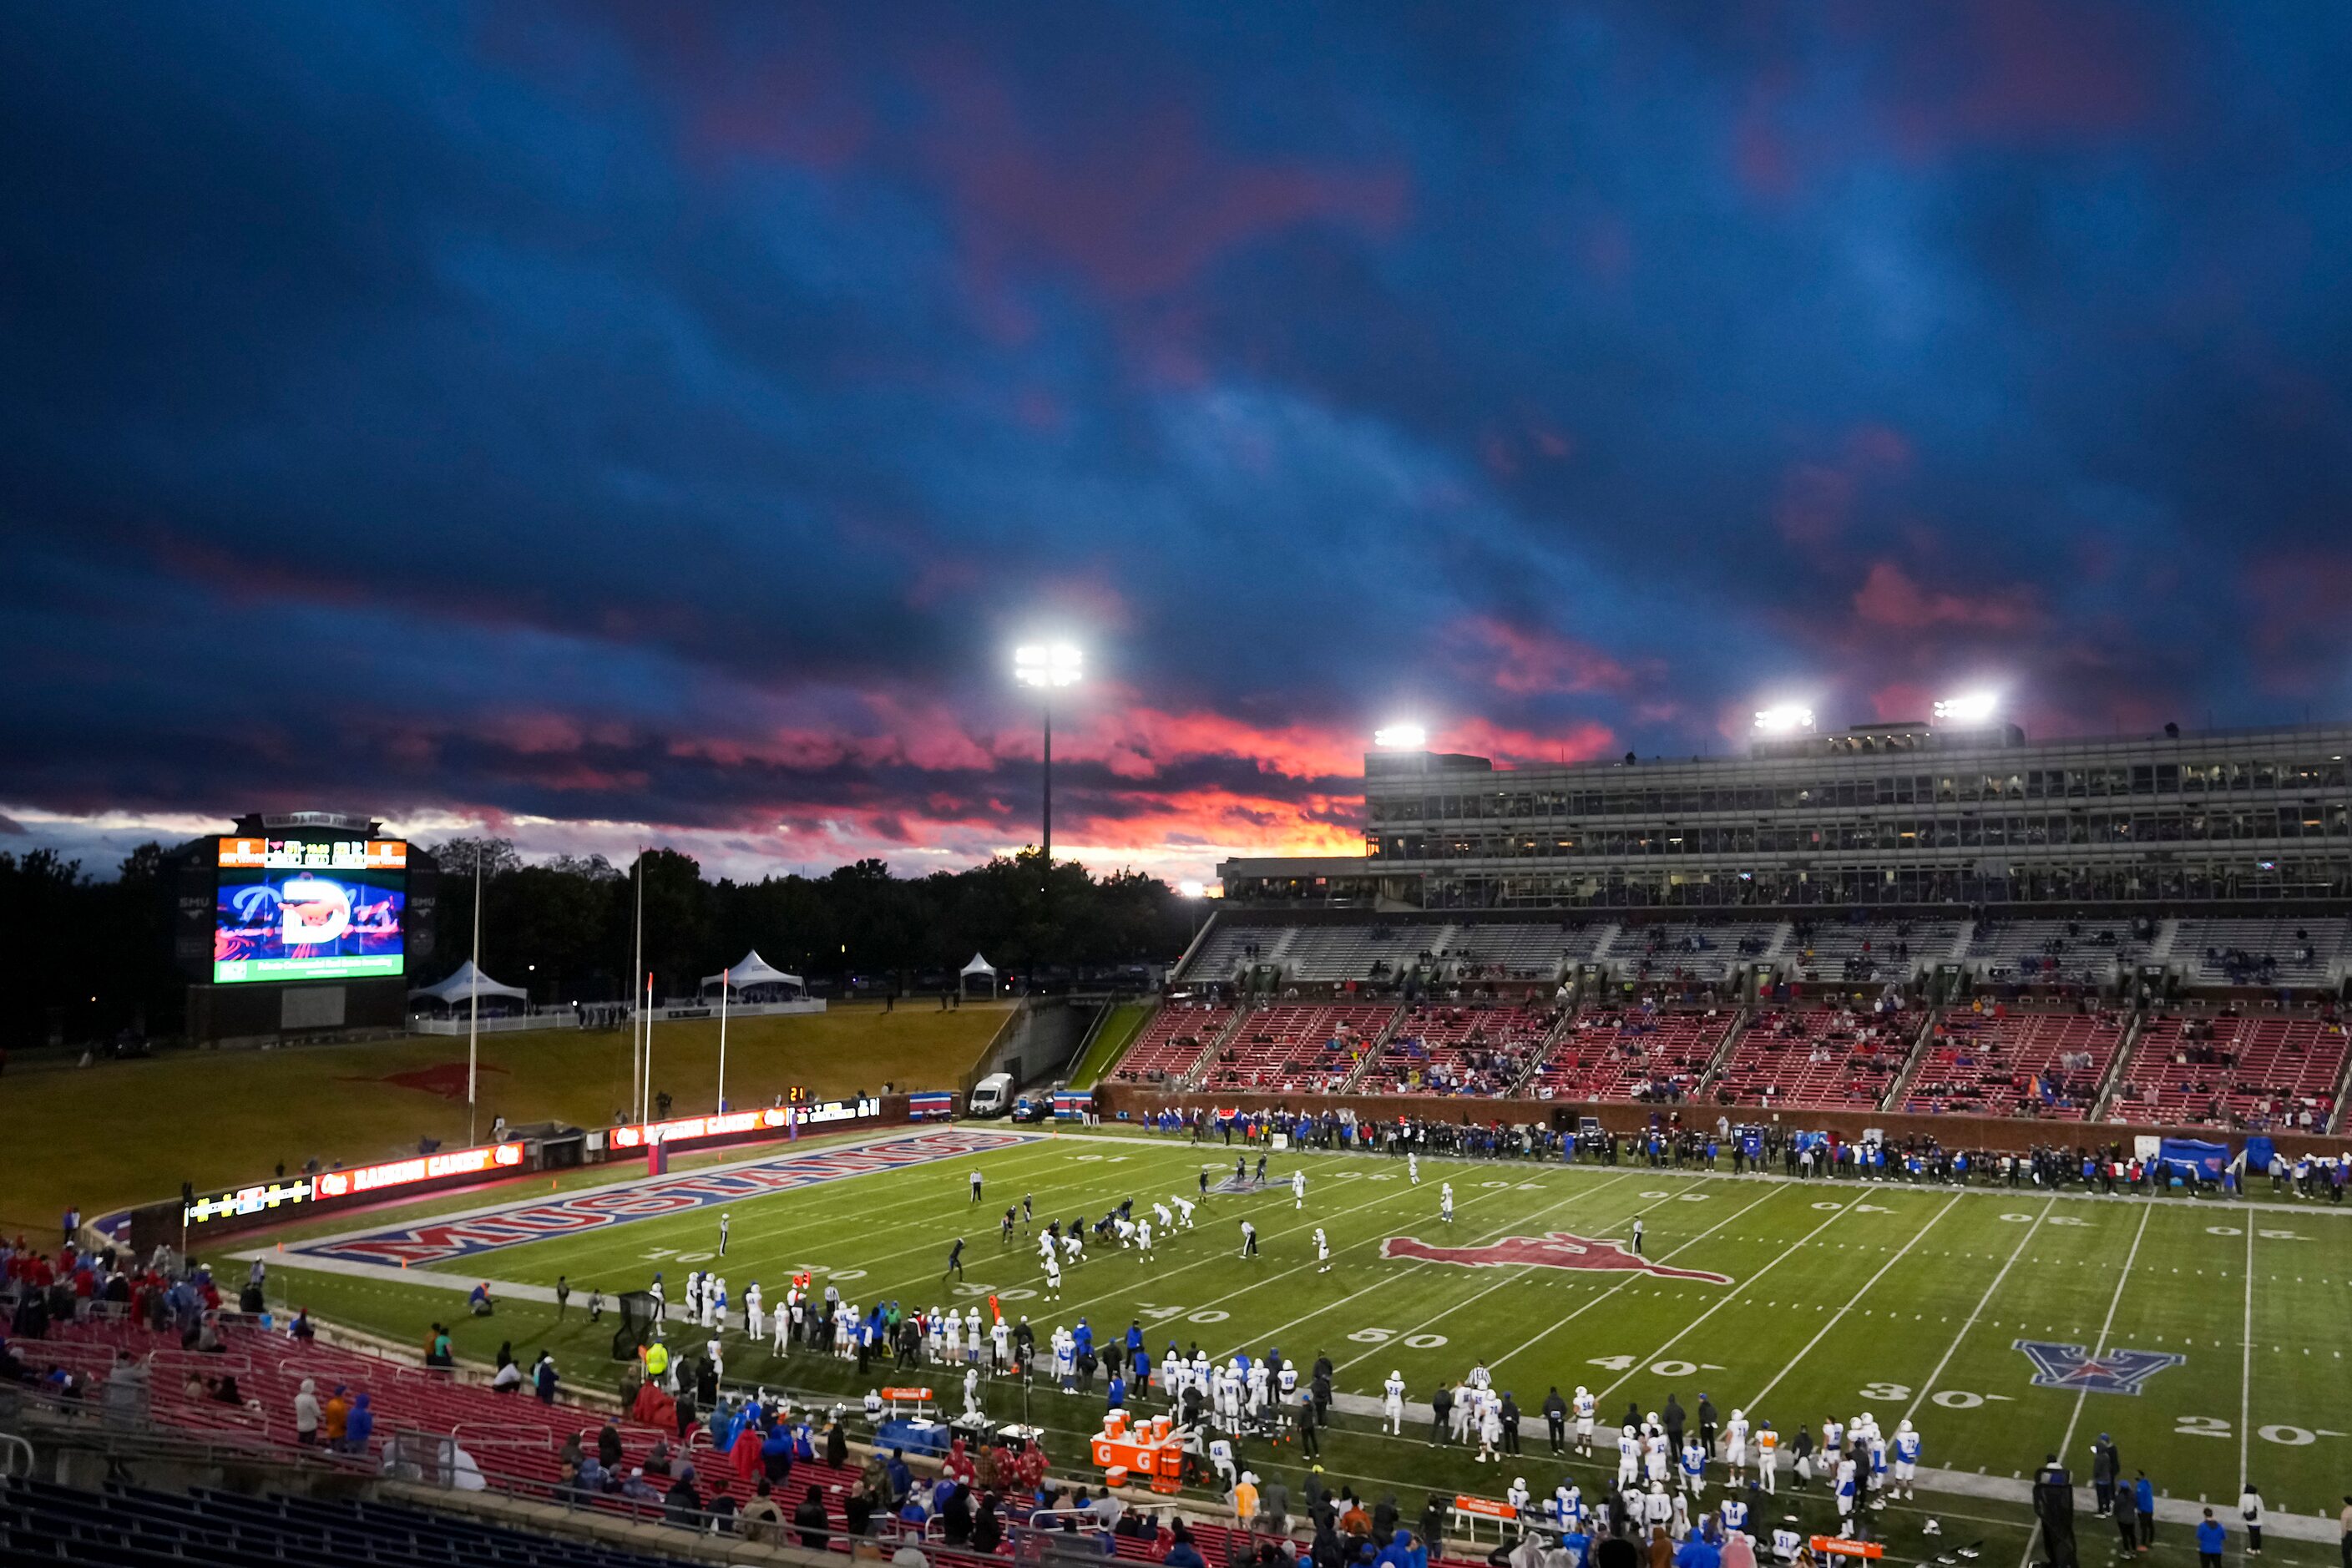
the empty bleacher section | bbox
[1196,1002,1396,1092]
[1962,917,2156,985]
[2106,1012,2349,1130]
[0,1477,692,1568]
[1783,918,1963,984]
[1178,918,1605,986]
[1431,922,1604,981]
[1359,1002,1560,1095]
[1108,1000,1234,1084]
[1709,1006,1912,1109]
[1899,1007,2123,1119]
[2172,916,2350,989]
[1530,1008,1734,1102]
[1612,922,1781,986]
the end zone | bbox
[287,1125,1039,1268]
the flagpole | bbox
[642,970,655,1124]
[468,848,482,1146]
[630,848,644,1121]
[717,968,730,1115]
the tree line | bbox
[0,842,1196,1050]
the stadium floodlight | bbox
[1013,642,1083,689]
[1933,690,1999,724]
[1177,878,1209,938]
[1752,706,1814,734]
[1373,723,1428,749]
[1013,644,1081,888]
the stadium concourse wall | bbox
[1088,1083,2352,1161]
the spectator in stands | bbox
[794,1482,832,1550]
[663,1463,703,1527]
[1166,1523,1209,1568]
[342,1391,373,1455]
[287,1308,315,1341]
[741,1478,784,1544]
[323,1385,351,1448]
[974,1495,1006,1555]
[293,1377,321,1444]
[534,1348,558,1404]
[425,1323,453,1368]
[489,1342,521,1393]
[104,1351,147,1431]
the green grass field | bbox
[0,1003,1010,1226]
[251,1127,2352,1567]
[1067,1002,1152,1090]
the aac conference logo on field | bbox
[2012,1339,2186,1395]
[1380,1231,1734,1284]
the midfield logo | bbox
[1380,1232,1733,1284]
[2012,1339,2186,1395]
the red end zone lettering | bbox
[1379,1231,1733,1285]
[296,1127,1033,1267]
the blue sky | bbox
[7,3,2352,881]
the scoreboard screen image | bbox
[213,836,407,984]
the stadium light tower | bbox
[1752,706,1815,734]
[1013,644,1081,880]
[1178,878,1207,940]
[1373,723,1427,749]
[1933,690,1999,724]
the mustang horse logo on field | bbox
[1381,1232,1732,1284]
[2012,1340,2185,1396]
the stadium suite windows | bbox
[1221,720,2352,908]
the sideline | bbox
[1051,1128,2352,1220]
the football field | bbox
[260,1127,2352,1564]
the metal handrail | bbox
[0,1431,33,1478]
[448,1421,553,1451]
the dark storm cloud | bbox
[7,2,2352,878]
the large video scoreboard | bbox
[213,834,408,984]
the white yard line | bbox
[1595,1196,1856,1404]
[1899,1196,2055,1429]
[1489,1184,1787,1381]
[1324,1172,1654,1372]
[2237,1201,2253,1486]
[1744,1191,1962,1409]
[2024,1200,2155,1568]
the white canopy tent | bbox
[410,960,529,1009]
[960,952,999,997]
[700,949,805,997]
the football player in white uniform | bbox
[1615,1424,1640,1489]
[1292,1170,1307,1208]
[1723,1408,1750,1484]
[1440,1182,1455,1224]
[1314,1227,1330,1272]
[1383,1371,1408,1434]
[1890,1419,1920,1500]
[1574,1384,1597,1455]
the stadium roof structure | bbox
[409,959,529,1007]
[700,950,803,994]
